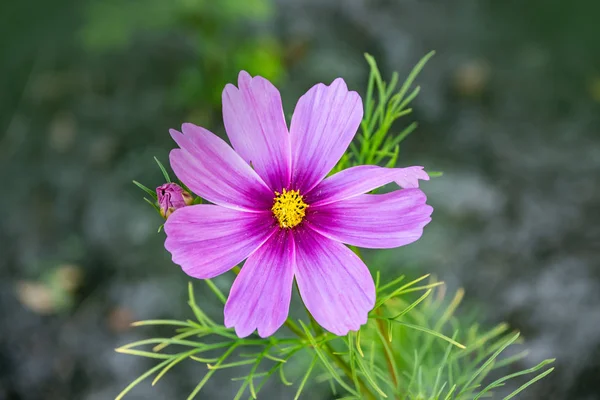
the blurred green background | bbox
[1,0,599,399]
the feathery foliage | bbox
[116,275,553,399]
[122,53,554,399]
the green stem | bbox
[375,309,400,398]
[284,320,305,338]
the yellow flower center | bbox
[271,189,308,229]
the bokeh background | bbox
[1,0,599,399]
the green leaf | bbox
[389,289,432,320]
[154,156,171,182]
[375,274,432,308]
[114,349,176,359]
[133,180,157,199]
[353,338,388,398]
[130,319,197,327]
[187,282,216,326]
[396,51,435,105]
[298,321,359,397]
[443,384,457,400]
[115,358,172,400]
[376,275,405,294]
[205,279,227,304]
[294,355,319,400]
[458,333,520,396]
[502,367,555,400]
[474,359,555,399]
[427,171,444,178]
[143,197,160,213]
[153,348,201,385]
[388,321,466,350]
[187,344,239,400]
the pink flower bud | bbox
[156,183,193,218]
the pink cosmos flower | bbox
[164,72,433,337]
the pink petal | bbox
[305,165,429,206]
[224,229,295,338]
[290,78,363,193]
[170,123,273,211]
[164,205,277,279]
[394,166,430,188]
[307,189,433,249]
[294,228,375,335]
[222,72,291,192]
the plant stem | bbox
[376,309,400,397]
[284,319,305,338]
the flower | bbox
[156,183,193,218]
[164,72,433,337]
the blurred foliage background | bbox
[1,0,599,399]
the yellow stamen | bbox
[271,189,308,229]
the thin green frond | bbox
[152,329,204,352]
[294,356,319,400]
[474,359,555,399]
[458,333,520,396]
[131,319,197,328]
[117,337,209,351]
[154,156,171,182]
[389,289,432,320]
[152,348,201,385]
[205,279,227,304]
[299,321,360,397]
[186,344,238,400]
[396,51,435,103]
[143,197,160,212]
[133,180,157,199]
[115,358,172,400]
[391,321,466,350]
[502,367,555,400]
[377,274,405,294]
[114,349,177,359]
[354,344,388,398]
[187,282,218,327]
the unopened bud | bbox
[156,183,193,218]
